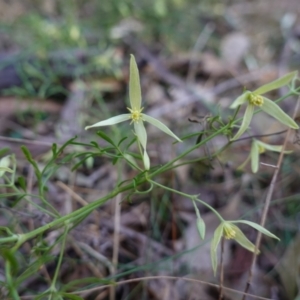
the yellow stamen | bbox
[258,145,265,154]
[127,107,144,123]
[223,224,236,240]
[249,94,264,106]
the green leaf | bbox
[60,293,83,300]
[253,71,297,95]
[85,114,130,130]
[232,220,280,240]
[1,249,19,275]
[112,156,119,165]
[261,97,299,129]
[96,131,116,146]
[52,143,57,157]
[211,223,223,276]
[17,176,26,191]
[197,217,206,240]
[230,91,251,109]
[250,140,260,173]
[142,114,182,142]
[118,136,128,147]
[129,54,142,110]
[21,146,41,178]
[0,147,10,157]
[232,225,259,254]
[231,103,254,141]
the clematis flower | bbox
[85,54,182,170]
[230,71,299,141]
[211,220,279,275]
[239,139,292,173]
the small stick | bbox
[242,96,300,299]
[219,237,225,300]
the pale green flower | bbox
[230,71,299,141]
[239,139,292,173]
[211,220,279,275]
[85,54,182,170]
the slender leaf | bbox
[21,146,41,178]
[96,131,116,146]
[118,136,128,147]
[17,176,26,191]
[0,147,10,157]
[60,293,84,300]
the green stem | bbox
[49,225,69,296]
[3,181,135,248]
[149,180,224,221]
[149,123,230,178]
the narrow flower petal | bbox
[129,54,142,110]
[255,140,292,153]
[133,121,150,169]
[85,114,130,130]
[231,225,259,254]
[211,223,224,276]
[253,71,297,95]
[230,91,251,109]
[142,114,182,142]
[261,97,299,129]
[134,121,147,150]
[232,220,280,240]
[143,149,150,170]
[250,140,260,173]
[231,104,254,141]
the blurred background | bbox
[0,0,300,299]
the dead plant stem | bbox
[219,237,225,300]
[110,193,122,300]
[242,96,300,299]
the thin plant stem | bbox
[149,179,224,221]
[18,275,272,300]
[111,193,122,300]
[48,225,69,299]
[218,237,225,300]
[242,95,300,299]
